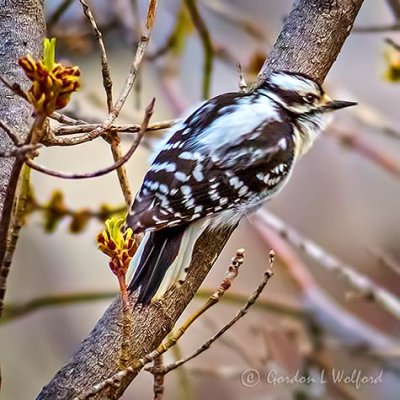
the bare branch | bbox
[50,112,87,126]
[26,99,155,179]
[0,119,22,145]
[256,210,400,320]
[0,143,42,158]
[79,0,113,112]
[387,0,400,20]
[252,215,396,349]
[257,0,364,83]
[136,249,246,365]
[47,0,74,29]
[185,0,214,98]
[161,251,275,374]
[108,138,134,204]
[0,75,30,103]
[1,291,117,324]
[43,25,154,150]
[201,0,270,43]
[353,23,400,33]
[112,34,150,121]
[1,288,304,326]
[50,119,175,138]
[369,248,400,276]
[95,0,154,206]
[151,356,165,400]
[236,62,248,93]
[386,37,400,51]
[75,248,245,400]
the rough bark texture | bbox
[37,0,364,398]
[0,0,46,308]
[257,0,362,82]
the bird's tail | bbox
[127,219,207,304]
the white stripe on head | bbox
[269,72,320,95]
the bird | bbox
[126,70,356,304]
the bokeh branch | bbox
[256,210,400,320]
[37,1,365,399]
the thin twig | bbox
[86,0,138,206]
[70,31,150,144]
[25,98,155,179]
[236,62,248,93]
[74,367,135,400]
[47,0,74,29]
[170,345,195,400]
[109,137,134,204]
[196,290,304,319]
[257,210,400,320]
[185,0,214,98]
[201,0,270,43]
[44,17,154,151]
[386,37,400,51]
[0,143,42,158]
[112,34,150,121]
[353,23,400,33]
[44,119,174,146]
[369,248,400,276]
[112,0,137,44]
[75,248,245,400]
[0,119,22,145]
[51,119,175,138]
[1,291,117,324]
[146,4,186,61]
[50,112,87,126]
[140,249,246,365]
[79,0,113,112]
[386,0,400,20]
[1,288,304,326]
[152,356,165,400]
[161,251,275,374]
[201,315,256,366]
[0,75,30,103]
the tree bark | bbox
[37,0,364,398]
[0,0,46,312]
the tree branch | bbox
[0,0,46,315]
[37,0,365,398]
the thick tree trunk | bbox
[0,0,46,312]
[37,0,364,398]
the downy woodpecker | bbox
[126,71,356,304]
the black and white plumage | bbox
[126,71,356,304]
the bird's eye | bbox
[304,94,317,104]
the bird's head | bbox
[260,70,356,116]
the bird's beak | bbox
[323,100,357,111]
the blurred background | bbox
[1,0,400,399]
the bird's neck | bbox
[292,112,332,158]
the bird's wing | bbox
[127,97,295,233]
